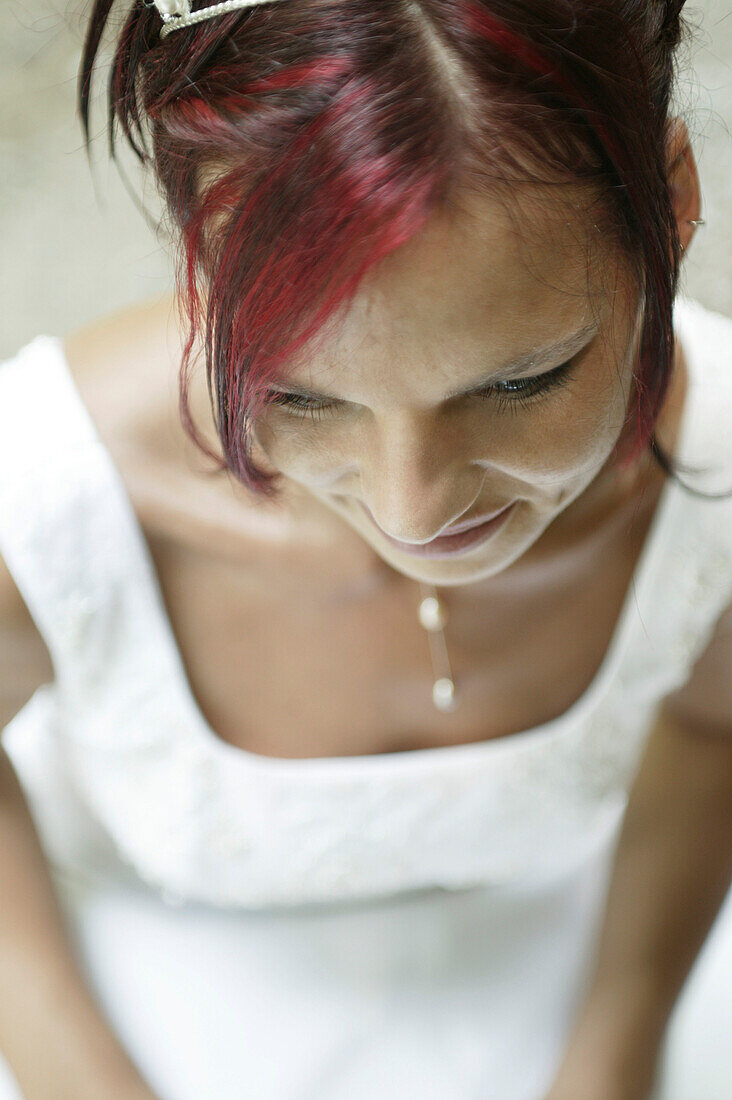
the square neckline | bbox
[51,297,699,776]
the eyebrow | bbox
[268,321,598,403]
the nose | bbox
[360,423,484,544]
[360,500,481,544]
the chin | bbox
[375,554,502,589]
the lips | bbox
[440,507,512,536]
[359,500,516,558]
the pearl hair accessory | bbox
[151,0,285,39]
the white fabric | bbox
[0,294,730,1098]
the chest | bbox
[137,491,655,760]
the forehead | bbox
[283,185,612,388]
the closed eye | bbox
[266,356,578,421]
[477,357,578,414]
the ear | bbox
[665,117,703,255]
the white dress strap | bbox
[627,297,732,696]
[0,335,182,747]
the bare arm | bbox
[0,747,161,1100]
[545,709,732,1100]
[546,603,732,1100]
[0,560,159,1099]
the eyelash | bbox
[266,357,578,421]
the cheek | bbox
[492,369,631,488]
[251,415,335,480]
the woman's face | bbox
[251,188,641,587]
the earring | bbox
[680,217,705,252]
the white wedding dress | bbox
[0,294,730,1099]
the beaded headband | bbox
[152,0,282,40]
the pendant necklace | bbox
[416,582,458,712]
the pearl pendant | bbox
[433,677,457,712]
[418,594,448,631]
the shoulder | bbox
[660,293,732,736]
[0,301,178,730]
[61,295,221,535]
[660,597,732,738]
[671,295,732,502]
[61,294,183,457]
[673,295,732,432]
[673,294,732,352]
[60,298,308,568]
[673,294,732,428]
[0,305,174,730]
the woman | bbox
[0,1,730,1098]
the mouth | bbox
[359,501,517,558]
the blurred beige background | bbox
[0,0,730,359]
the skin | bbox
[248,181,642,592]
[234,118,700,598]
[44,118,698,764]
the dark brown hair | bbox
[79,0,699,500]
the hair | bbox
[79,0,708,502]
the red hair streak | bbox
[79,0,692,499]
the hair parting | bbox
[79,0,724,501]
